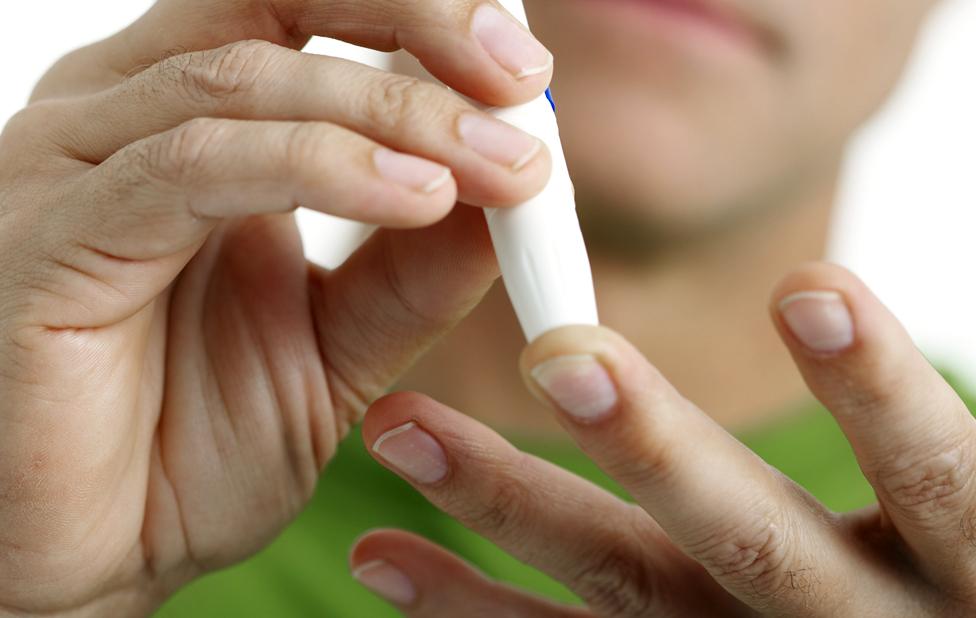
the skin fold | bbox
[1,0,967,616]
[0,1,553,615]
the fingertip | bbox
[352,529,488,583]
[466,2,554,104]
[361,391,433,448]
[456,126,553,209]
[348,529,381,567]
[769,262,861,316]
[415,53,552,110]
[302,131,460,229]
[519,324,641,383]
[400,3,554,109]
[770,262,933,415]
[510,139,553,203]
[348,529,499,612]
[519,325,663,425]
[350,528,415,567]
[770,261,889,359]
[348,553,419,608]
[365,179,460,230]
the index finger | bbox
[520,326,930,615]
[36,0,552,107]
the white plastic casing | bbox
[302,5,598,342]
[486,0,599,341]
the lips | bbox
[646,0,752,36]
[592,0,774,55]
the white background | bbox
[2,1,975,381]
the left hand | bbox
[0,1,552,614]
[350,262,976,617]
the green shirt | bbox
[156,374,976,617]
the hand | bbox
[0,1,554,615]
[353,262,976,617]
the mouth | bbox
[578,0,775,57]
[643,0,754,38]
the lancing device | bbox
[308,5,598,342]
[482,0,599,342]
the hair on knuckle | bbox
[610,431,680,490]
[876,438,974,521]
[571,541,658,617]
[211,40,279,94]
[171,40,279,105]
[455,472,533,538]
[687,511,795,602]
[121,45,189,83]
[141,50,199,102]
[97,139,158,199]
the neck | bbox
[399,174,838,438]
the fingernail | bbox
[471,4,553,79]
[373,148,452,193]
[458,114,542,171]
[779,290,854,353]
[530,354,619,422]
[352,560,417,606]
[372,421,448,484]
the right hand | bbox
[0,2,552,616]
[355,268,976,617]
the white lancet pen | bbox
[306,2,598,342]
[482,0,599,342]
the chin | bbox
[564,127,767,238]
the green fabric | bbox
[156,373,976,617]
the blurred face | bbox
[525,0,936,234]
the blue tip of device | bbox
[545,87,556,113]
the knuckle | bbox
[376,236,447,325]
[687,509,794,602]
[463,479,528,536]
[570,515,660,617]
[1,106,40,142]
[204,39,279,96]
[154,118,227,181]
[96,141,157,206]
[0,102,65,163]
[875,436,974,520]
[573,547,656,617]
[162,39,279,103]
[128,45,190,98]
[366,74,450,135]
[449,455,533,538]
[608,372,689,486]
[611,427,682,490]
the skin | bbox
[0,1,961,617]
[527,0,934,229]
[0,0,554,615]
[357,281,976,615]
[349,0,976,616]
[402,0,940,434]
